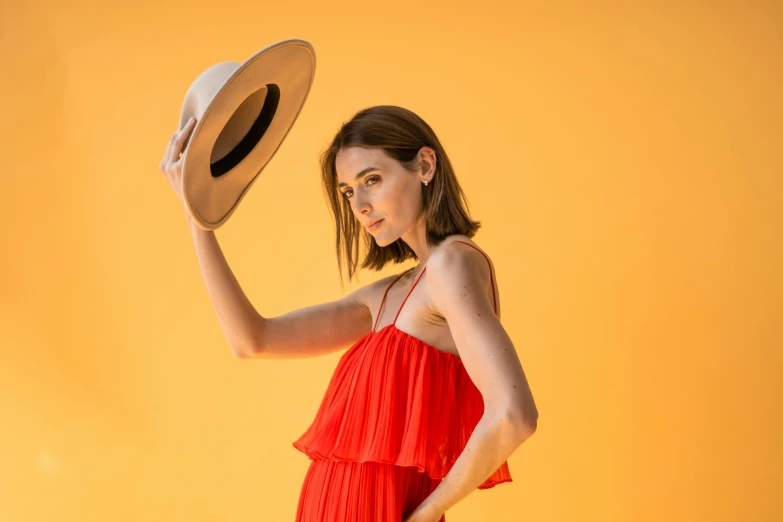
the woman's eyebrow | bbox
[338,167,379,188]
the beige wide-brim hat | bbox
[178,39,316,230]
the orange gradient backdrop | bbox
[1,1,780,521]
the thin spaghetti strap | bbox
[454,240,498,315]
[392,267,428,326]
[373,268,414,331]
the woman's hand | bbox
[158,116,197,215]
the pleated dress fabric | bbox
[293,241,512,521]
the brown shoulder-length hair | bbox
[321,105,481,285]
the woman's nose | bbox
[352,191,370,213]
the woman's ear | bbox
[419,146,437,177]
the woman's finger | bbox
[162,131,178,167]
[173,118,197,159]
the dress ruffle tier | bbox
[292,323,512,490]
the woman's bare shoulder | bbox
[432,234,490,258]
[351,271,407,309]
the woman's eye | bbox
[342,176,379,198]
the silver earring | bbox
[423,180,429,186]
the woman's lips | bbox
[369,219,384,231]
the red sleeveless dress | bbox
[292,241,512,521]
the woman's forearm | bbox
[186,214,264,357]
[419,412,535,519]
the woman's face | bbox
[335,146,427,247]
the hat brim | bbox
[181,39,316,230]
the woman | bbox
[159,105,538,522]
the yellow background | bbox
[1,1,780,521]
